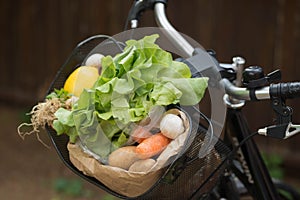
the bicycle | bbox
[45,0,300,199]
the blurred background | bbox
[1,0,299,199]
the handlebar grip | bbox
[270,82,300,99]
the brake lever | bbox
[287,124,300,138]
[258,123,300,139]
[258,93,299,139]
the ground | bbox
[0,104,120,200]
[1,104,299,200]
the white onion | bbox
[160,114,185,139]
[85,53,104,68]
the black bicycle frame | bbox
[224,108,280,199]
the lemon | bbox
[63,66,99,97]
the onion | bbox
[160,114,185,139]
[85,53,104,74]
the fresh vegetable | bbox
[28,34,208,160]
[108,146,140,170]
[135,133,170,159]
[17,88,71,147]
[160,113,185,139]
[17,34,208,170]
[128,158,156,172]
[131,126,153,143]
[63,66,99,97]
[46,88,72,101]
[85,53,104,74]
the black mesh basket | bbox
[46,35,231,199]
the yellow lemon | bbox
[63,66,99,97]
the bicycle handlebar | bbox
[270,82,300,99]
[153,2,300,102]
[127,0,167,28]
[154,3,194,57]
[222,79,269,101]
[151,0,300,139]
[222,79,300,101]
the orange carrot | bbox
[131,126,152,143]
[135,133,170,159]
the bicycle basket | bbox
[46,34,231,199]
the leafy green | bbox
[53,108,77,143]
[52,34,208,160]
[46,88,71,101]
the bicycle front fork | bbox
[224,108,280,199]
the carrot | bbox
[135,133,170,159]
[131,126,152,143]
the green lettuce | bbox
[52,34,208,161]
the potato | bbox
[128,158,156,172]
[108,146,140,170]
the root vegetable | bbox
[128,158,156,172]
[160,114,184,139]
[135,133,170,159]
[85,53,104,74]
[108,146,140,170]
[131,126,152,143]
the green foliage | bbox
[101,194,120,200]
[278,189,293,200]
[46,88,71,100]
[262,152,284,180]
[53,178,92,198]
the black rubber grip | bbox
[270,82,300,99]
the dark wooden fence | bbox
[1,0,300,171]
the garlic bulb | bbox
[160,114,185,139]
